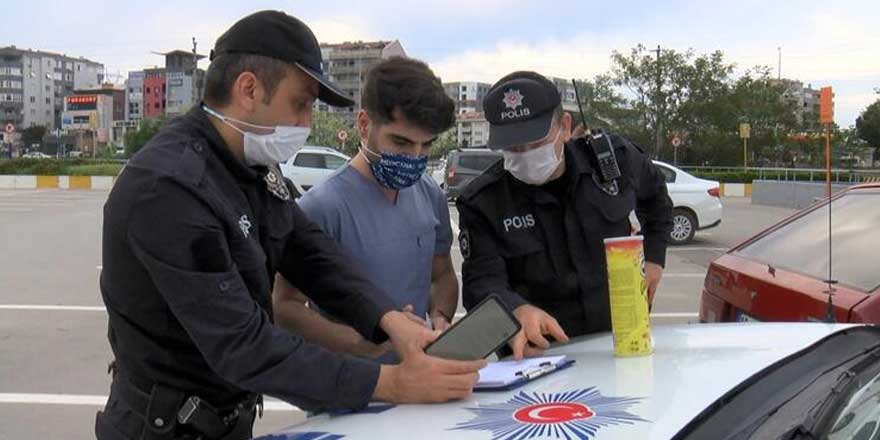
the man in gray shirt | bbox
[274,57,458,358]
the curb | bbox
[0,175,117,190]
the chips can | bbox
[603,235,653,357]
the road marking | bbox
[0,305,105,312]
[650,312,699,319]
[668,247,728,252]
[455,272,704,279]
[663,273,707,278]
[0,393,301,412]
[0,199,85,204]
[0,208,34,212]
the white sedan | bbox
[279,146,350,197]
[653,161,723,245]
[255,323,880,440]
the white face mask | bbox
[203,106,311,167]
[502,131,562,185]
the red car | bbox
[700,183,880,324]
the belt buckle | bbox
[177,396,201,425]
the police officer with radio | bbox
[456,71,673,360]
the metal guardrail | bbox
[678,166,880,183]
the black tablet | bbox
[425,295,522,361]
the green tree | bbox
[21,125,47,150]
[430,129,457,160]
[309,110,360,155]
[610,45,693,159]
[725,67,799,166]
[571,75,628,129]
[124,118,165,158]
[856,99,880,148]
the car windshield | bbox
[736,189,880,292]
[827,368,880,440]
[458,153,501,171]
[675,327,880,440]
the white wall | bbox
[73,62,102,91]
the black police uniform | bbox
[96,105,396,439]
[456,133,672,337]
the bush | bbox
[65,164,124,176]
[0,158,124,176]
[690,169,880,183]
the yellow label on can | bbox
[604,236,653,357]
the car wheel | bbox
[670,209,696,245]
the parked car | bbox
[653,161,722,245]
[279,146,350,197]
[23,152,52,159]
[431,157,447,187]
[700,183,880,324]
[443,148,502,200]
[255,323,880,440]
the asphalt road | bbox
[0,190,795,439]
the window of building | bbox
[45,98,50,104]
[30,96,35,103]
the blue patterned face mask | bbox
[361,141,428,190]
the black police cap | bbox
[210,10,354,108]
[483,71,561,150]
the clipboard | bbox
[475,355,576,391]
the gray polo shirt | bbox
[297,164,453,317]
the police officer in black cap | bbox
[97,11,485,440]
[456,71,672,360]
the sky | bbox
[4,0,879,126]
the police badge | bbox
[459,229,471,259]
[264,166,291,201]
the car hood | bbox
[257,323,861,440]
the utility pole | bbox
[654,45,662,160]
[777,46,782,80]
[192,37,199,106]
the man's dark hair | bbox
[203,53,292,107]
[361,57,455,134]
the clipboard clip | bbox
[515,362,555,380]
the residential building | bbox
[455,111,490,147]
[443,81,491,114]
[0,45,103,131]
[316,40,407,123]
[124,71,145,122]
